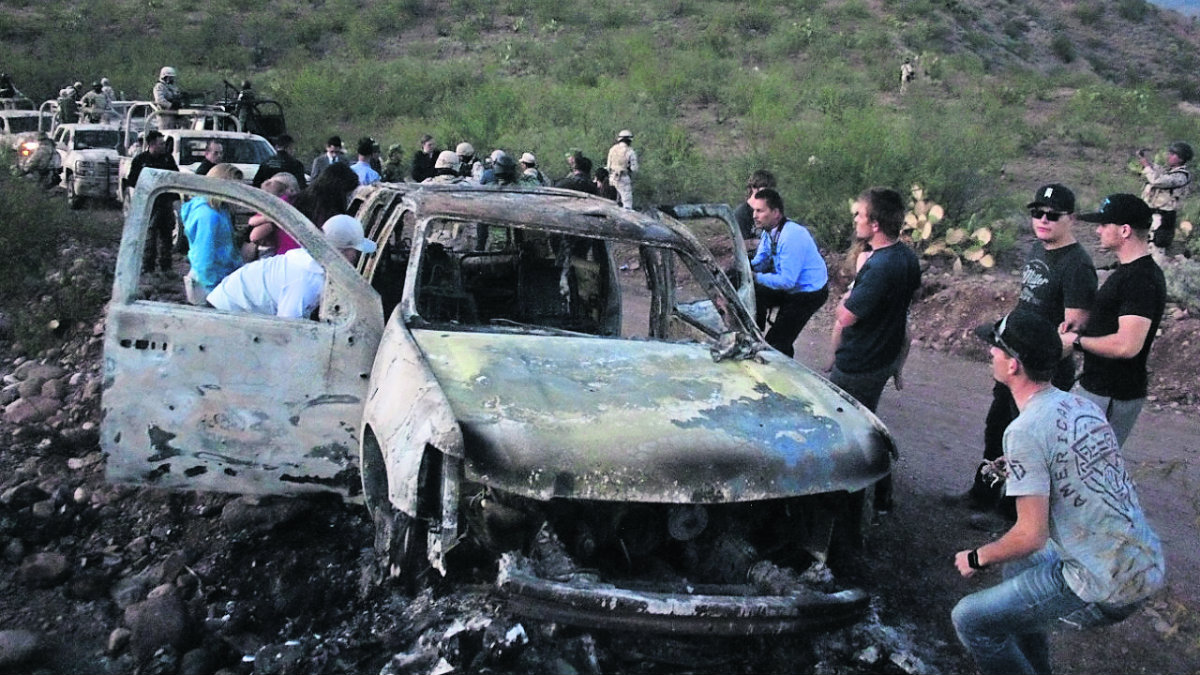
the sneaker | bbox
[968,511,1014,534]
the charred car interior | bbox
[102,175,897,636]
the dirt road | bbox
[795,326,1200,675]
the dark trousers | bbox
[1150,209,1176,249]
[143,198,176,274]
[830,361,898,511]
[755,284,829,357]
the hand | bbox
[955,550,977,578]
[1060,331,1077,354]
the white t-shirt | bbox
[206,249,325,319]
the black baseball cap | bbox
[1077,193,1153,229]
[974,310,1062,372]
[1026,183,1075,213]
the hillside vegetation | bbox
[5,0,1200,250]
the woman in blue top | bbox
[184,163,244,293]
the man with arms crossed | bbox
[1060,194,1166,447]
[953,309,1163,675]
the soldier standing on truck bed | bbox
[153,66,183,130]
[80,82,111,124]
[606,130,639,210]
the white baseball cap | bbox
[323,215,377,253]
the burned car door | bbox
[102,170,384,499]
[654,204,757,335]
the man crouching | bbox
[952,309,1164,675]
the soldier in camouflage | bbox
[605,130,639,210]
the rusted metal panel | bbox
[102,170,384,499]
[413,330,891,503]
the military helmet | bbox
[617,129,633,140]
[101,77,110,86]
[159,66,177,80]
[92,81,101,91]
[434,150,460,171]
[74,81,83,90]
[456,142,475,157]
[1169,141,1194,164]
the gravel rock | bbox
[0,629,41,669]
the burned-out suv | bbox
[102,172,895,635]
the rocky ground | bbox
[0,213,1196,675]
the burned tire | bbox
[361,430,430,595]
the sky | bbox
[1152,0,1200,16]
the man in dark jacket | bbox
[124,130,180,275]
[253,134,308,190]
[554,155,597,195]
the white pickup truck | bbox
[50,123,124,208]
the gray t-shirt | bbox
[1004,387,1164,604]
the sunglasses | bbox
[1029,209,1066,222]
[993,314,1018,358]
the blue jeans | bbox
[952,548,1088,675]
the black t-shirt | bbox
[1079,255,1166,400]
[835,241,921,373]
[1015,242,1096,323]
[1015,241,1097,388]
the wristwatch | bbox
[1072,335,1083,353]
[968,549,987,570]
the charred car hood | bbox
[412,329,892,503]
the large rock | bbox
[13,362,65,382]
[125,591,188,662]
[220,497,312,536]
[0,629,40,670]
[19,552,70,588]
[3,396,60,425]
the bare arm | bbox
[1060,314,1152,360]
[955,495,1049,577]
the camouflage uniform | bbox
[56,93,78,125]
[153,78,182,129]
[27,136,57,187]
[80,89,111,123]
[1141,162,1190,249]
[606,137,638,210]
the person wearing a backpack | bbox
[1137,140,1192,250]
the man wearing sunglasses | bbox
[948,185,1097,528]
[953,309,1163,675]
[1060,194,1166,448]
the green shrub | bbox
[1073,2,1104,26]
[1116,0,1148,22]
[0,163,116,353]
[1050,34,1075,63]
